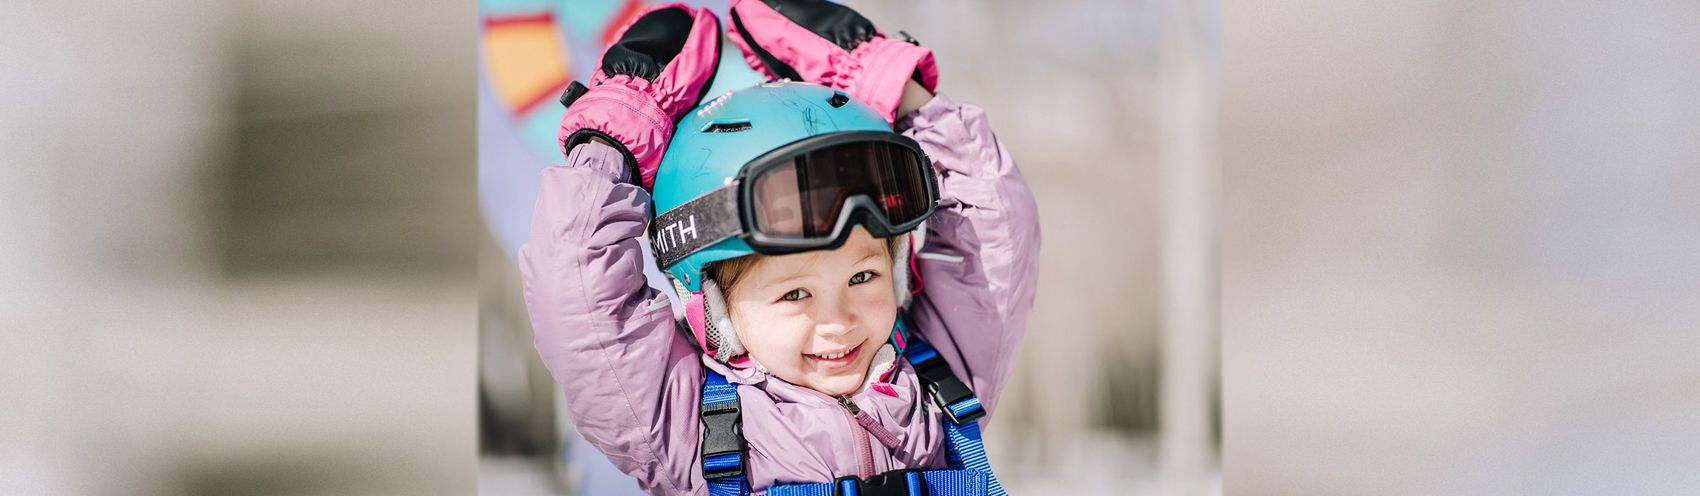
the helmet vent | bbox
[703,120,752,133]
[827,91,850,108]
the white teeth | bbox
[814,350,847,359]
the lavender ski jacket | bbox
[520,94,1040,495]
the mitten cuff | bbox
[845,37,939,124]
[556,79,674,189]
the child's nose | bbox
[816,322,851,337]
[814,316,853,337]
[812,294,857,336]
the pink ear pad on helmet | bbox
[685,287,757,368]
[685,291,713,356]
[908,232,924,296]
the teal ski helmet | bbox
[651,80,922,292]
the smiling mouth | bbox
[805,343,862,366]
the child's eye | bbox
[848,270,879,286]
[780,288,811,302]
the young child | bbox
[520,1,1039,494]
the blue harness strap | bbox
[698,326,1006,496]
[701,369,747,496]
[900,338,1007,496]
[766,469,987,496]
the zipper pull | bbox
[839,396,901,449]
[837,395,861,414]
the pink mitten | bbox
[727,0,938,124]
[558,4,720,190]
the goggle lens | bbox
[749,140,932,238]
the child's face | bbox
[725,227,897,397]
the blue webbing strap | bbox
[767,469,987,496]
[901,337,1007,496]
[702,369,747,496]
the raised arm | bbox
[520,142,704,493]
[899,85,1041,419]
[518,5,723,493]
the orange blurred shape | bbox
[484,13,571,112]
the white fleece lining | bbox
[702,279,743,359]
[911,219,928,254]
[892,233,912,309]
[859,343,899,392]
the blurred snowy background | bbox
[3,0,477,494]
[1223,1,1700,494]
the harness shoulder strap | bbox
[899,337,986,425]
[701,369,748,496]
[900,333,1007,496]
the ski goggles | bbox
[651,131,938,269]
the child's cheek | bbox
[854,286,898,341]
[782,317,815,358]
[745,310,812,363]
[854,281,898,314]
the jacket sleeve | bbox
[898,94,1041,421]
[518,142,705,495]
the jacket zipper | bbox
[831,394,875,479]
[839,396,902,449]
[802,385,903,479]
[802,388,878,479]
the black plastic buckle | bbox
[833,469,928,496]
[559,80,589,108]
[700,400,745,479]
[910,357,985,425]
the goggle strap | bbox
[652,185,743,269]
